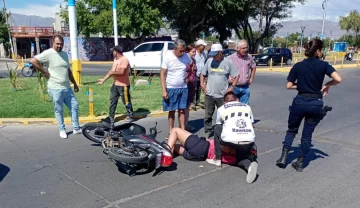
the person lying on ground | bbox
[167,127,258,183]
[206,91,258,183]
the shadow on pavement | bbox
[115,161,178,177]
[0,163,10,182]
[281,146,329,169]
[188,119,205,133]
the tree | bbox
[59,0,164,39]
[231,0,306,53]
[339,10,360,39]
[155,0,305,51]
[0,8,10,57]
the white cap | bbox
[195,39,207,46]
[208,44,223,56]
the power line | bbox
[295,5,348,12]
[348,0,360,4]
[328,0,349,13]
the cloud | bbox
[9,3,64,18]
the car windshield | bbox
[262,48,275,55]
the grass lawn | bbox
[0,75,165,118]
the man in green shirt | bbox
[30,35,81,139]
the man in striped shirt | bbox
[227,40,257,105]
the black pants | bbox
[194,76,201,105]
[283,95,323,156]
[204,95,224,134]
[214,124,256,169]
[109,85,134,122]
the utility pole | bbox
[112,0,118,46]
[321,0,327,40]
[2,0,14,59]
[300,26,305,52]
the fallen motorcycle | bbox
[81,117,173,176]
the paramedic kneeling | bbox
[207,91,258,183]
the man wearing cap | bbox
[200,43,239,138]
[98,45,134,124]
[194,39,208,107]
[227,40,256,105]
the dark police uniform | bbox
[283,57,336,156]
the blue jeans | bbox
[233,85,250,104]
[283,95,323,156]
[48,88,80,131]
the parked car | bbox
[123,41,175,72]
[253,48,293,66]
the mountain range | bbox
[9,13,348,39]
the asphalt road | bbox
[1,68,360,208]
[0,60,358,78]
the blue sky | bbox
[6,0,360,22]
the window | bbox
[168,43,175,50]
[134,44,150,53]
[148,43,164,52]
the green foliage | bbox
[154,0,306,52]
[338,34,360,47]
[0,8,10,57]
[6,62,22,91]
[35,72,50,102]
[339,10,360,38]
[60,0,164,38]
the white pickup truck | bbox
[123,41,175,72]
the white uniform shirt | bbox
[216,101,255,144]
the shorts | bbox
[162,88,188,111]
[182,135,210,161]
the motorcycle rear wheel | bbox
[82,122,109,143]
[108,147,148,164]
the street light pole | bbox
[112,0,118,46]
[300,26,305,52]
[321,0,327,40]
[68,0,82,85]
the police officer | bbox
[276,39,342,172]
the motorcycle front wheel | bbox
[108,147,148,164]
[82,122,109,143]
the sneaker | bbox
[60,130,68,139]
[124,117,135,123]
[73,128,82,135]
[206,159,221,167]
[246,162,258,184]
[165,133,170,140]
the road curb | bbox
[0,107,205,125]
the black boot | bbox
[276,147,290,168]
[292,155,304,172]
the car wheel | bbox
[286,59,292,65]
